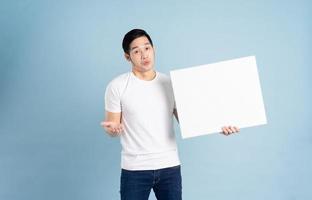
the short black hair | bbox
[122,29,153,54]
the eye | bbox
[134,50,139,54]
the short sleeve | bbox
[104,82,121,113]
[168,79,177,110]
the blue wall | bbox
[1,0,311,199]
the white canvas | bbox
[170,56,267,139]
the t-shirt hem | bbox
[121,160,181,171]
[120,149,181,170]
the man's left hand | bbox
[221,126,240,136]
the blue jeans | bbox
[120,165,182,200]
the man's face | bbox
[125,36,155,72]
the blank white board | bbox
[170,56,267,139]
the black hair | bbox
[122,29,153,54]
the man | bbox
[101,29,239,200]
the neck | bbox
[132,69,156,81]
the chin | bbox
[137,65,153,72]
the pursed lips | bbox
[142,61,150,65]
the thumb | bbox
[100,121,113,127]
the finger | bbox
[113,128,118,133]
[226,126,232,134]
[229,126,236,133]
[225,127,231,135]
[104,125,112,129]
[101,121,109,126]
[108,128,117,137]
[117,127,122,134]
[119,124,124,132]
[101,121,112,128]
[222,127,229,135]
[234,126,240,132]
[120,125,124,132]
[117,126,123,135]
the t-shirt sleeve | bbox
[168,79,177,110]
[104,81,122,113]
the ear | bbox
[124,53,130,61]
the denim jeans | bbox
[120,165,182,200]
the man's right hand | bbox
[100,121,124,137]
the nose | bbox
[141,51,148,59]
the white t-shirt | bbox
[104,71,181,170]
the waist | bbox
[121,148,181,170]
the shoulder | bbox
[105,72,131,96]
[157,71,171,82]
[156,71,173,87]
[107,72,131,88]
[109,72,130,84]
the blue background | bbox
[1,0,311,199]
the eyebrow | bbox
[131,43,151,50]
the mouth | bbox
[142,61,150,65]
